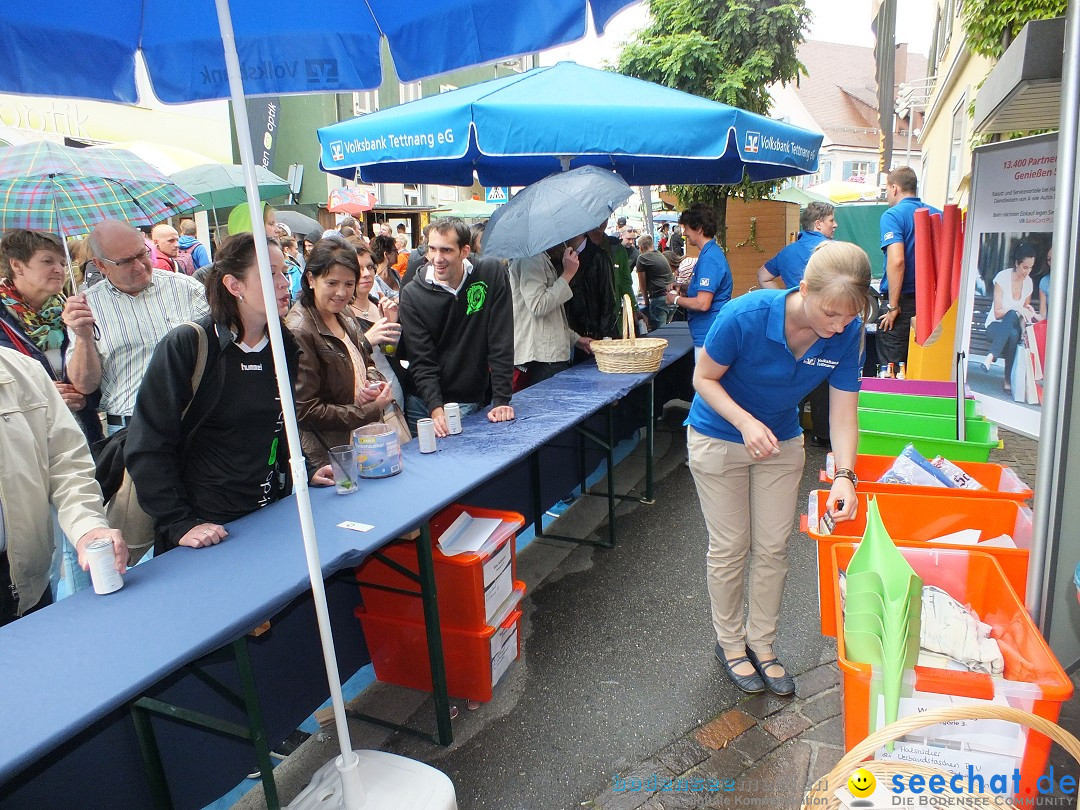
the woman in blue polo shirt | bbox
[687,241,871,696]
[665,204,732,359]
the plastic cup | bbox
[328,445,359,495]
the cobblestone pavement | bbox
[583,426,1080,810]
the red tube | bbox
[913,207,936,345]
[935,205,959,323]
[950,209,965,301]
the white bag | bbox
[1011,345,1028,403]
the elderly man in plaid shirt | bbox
[63,220,208,436]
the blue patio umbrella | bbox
[0,2,643,809]
[0,0,638,103]
[317,62,824,187]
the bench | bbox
[969,293,992,357]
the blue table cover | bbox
[0,324,692,793]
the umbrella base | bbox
[288,750,457,810]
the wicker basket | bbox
[591,295,668,374]
[801,704,1080,810]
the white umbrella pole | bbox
[214,1,366,806]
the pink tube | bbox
[914,208,936,345]
[935,205,958,323]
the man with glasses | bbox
[63,220,209,435]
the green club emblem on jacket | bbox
[465,281,488,315]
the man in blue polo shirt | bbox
[877,166,941,368]
[756,200,838,445]
[757,201,836,290]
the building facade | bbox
[917,0,994,208]
[768,40,927,194]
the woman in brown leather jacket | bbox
[285,240,393,467]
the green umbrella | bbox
[171,163,291,211]
[433,198,498,219]
[773,186,833,206]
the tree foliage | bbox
[615,0,812,237]
[961,0,1068,60]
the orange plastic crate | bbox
[355,504,523,630]
[821,453,1032,502]
[831,544,1073,800]
[805,490,1032,636]
[355,584,524,702]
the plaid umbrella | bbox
[0,140,199,237]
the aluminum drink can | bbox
[86,539,123,595]
[417,418,437,453]
[444,402,462,435]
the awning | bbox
[973,17,1065,135]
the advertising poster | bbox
[957,133,1058,438]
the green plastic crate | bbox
[857,408,998,443]
[857,431,1001,462]
[857,391,980,419]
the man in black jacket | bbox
[399,219,514,437]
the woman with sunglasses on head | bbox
[687,241,871,696]
[126,234,333,554]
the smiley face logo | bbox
[847,768,876,798]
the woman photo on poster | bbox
[982,241,1037,395]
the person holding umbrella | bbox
[0,229,102,444]
[508,244,595,390]
[687,241,869,695]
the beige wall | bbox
[919,3,994,208]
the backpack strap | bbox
[180,321,209,421]
[0,318,33,357]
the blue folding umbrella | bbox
[0,3,639,808]
[318,61,824,187]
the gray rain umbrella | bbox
[275,209,323,238]
[481,166,632,259]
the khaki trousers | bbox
[687,426,805,654]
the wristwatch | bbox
[833,467,858,488]
[881,303,898,313]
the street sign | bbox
[485,186,509,204]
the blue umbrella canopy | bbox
[0,0,638,103]
[318,62,824,187]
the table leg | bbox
[604,406,616,548]
[530,451,544,539]
[130,703,173,810]
[643,379,656,504]
[416,523,454,746]
[233,638,279,809]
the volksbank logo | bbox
[744,131,760,154]
[305,58,339,84]
[199,58,340,86]
[330,141,345,162]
